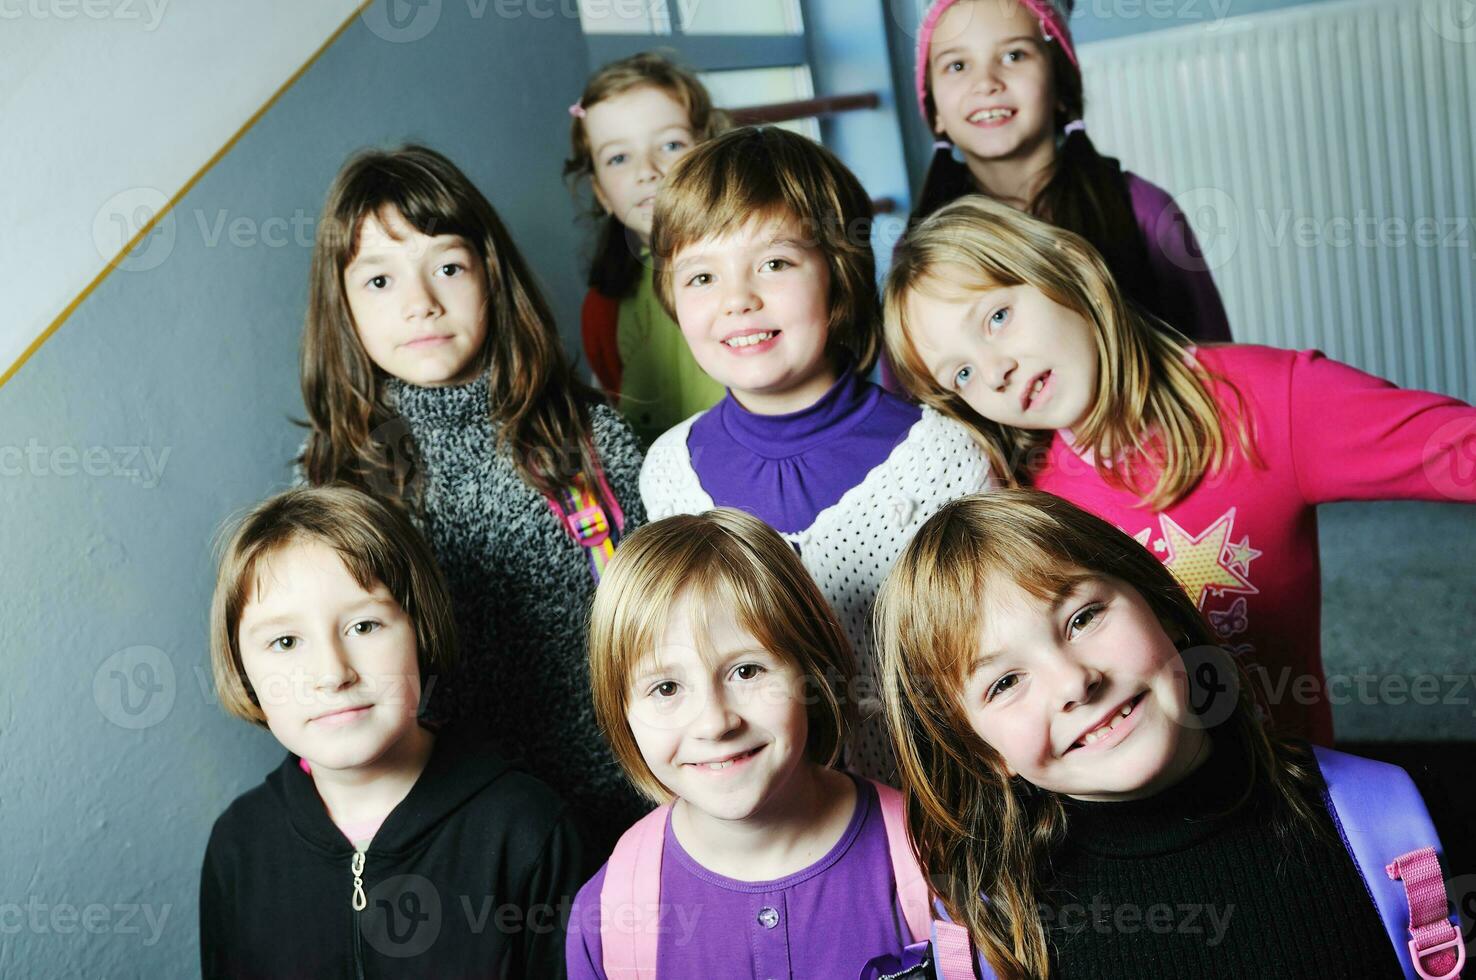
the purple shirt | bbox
[687,371,923,534]
[565,777,914,979]
[1126,172,1234,344]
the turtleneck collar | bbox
[1057,729,1256,858]
[717,369,879,459]
[385,374,489,430]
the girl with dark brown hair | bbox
[297,143,648,860]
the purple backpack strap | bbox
[599,803,671,980]
[1314,746,1464,980]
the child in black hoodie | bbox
[200,485,581,979]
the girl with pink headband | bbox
[912,0,1232,344]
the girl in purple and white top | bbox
[638,127,993,781]
[912,0,1232,344]
[568,510,936,980]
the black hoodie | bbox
[199,734,581,979]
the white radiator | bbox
[1079,0,1475,403]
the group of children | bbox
[199,0,1475,977]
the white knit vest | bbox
[639,405,995,781]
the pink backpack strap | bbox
[871,779,932,944]
[1314,746,1463,980]
[599,804,671,980]
[870,780,982,979]
[1388,848,1466,980]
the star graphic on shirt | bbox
[1226,536,1262,576]
[1158,510,1258,609]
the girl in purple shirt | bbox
[912,0,1232,344]
[567,510,932,979]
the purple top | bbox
[687,371,923,534]
[565,777,914,979]
[1126,172,1234,344]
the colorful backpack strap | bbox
[599,803,671,980]
[546,458,628,584]
[1313,746,1464,980]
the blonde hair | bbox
[564,51,730,298]
[588,509,855,803]
[209,485,458,726]
[875,489,1327,979]
[652,126,882,375]
[885,195,1253,510]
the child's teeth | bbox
[725,331,775,349]
[706,760,733,770]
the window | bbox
[580,0,818,137]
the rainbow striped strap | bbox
[547,468,625,583]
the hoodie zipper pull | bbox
[350,850,367,911]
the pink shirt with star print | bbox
[1033,344,1476,745]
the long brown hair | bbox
[885,195,1255,510]
[875,489,1328,979]
[913,0,1166,327]
[299,144,606,506]
[564,51,730,299]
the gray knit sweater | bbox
[386,376,650,859]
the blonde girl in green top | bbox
[566,52,729,446]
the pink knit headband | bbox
[914,0,1079,124]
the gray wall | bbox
[0,4,592,975]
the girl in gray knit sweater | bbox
[296,145,649,860]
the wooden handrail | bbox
[730,92,880,125]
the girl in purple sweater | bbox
[912,0,1231,343]
[567,510,935,979]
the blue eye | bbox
[607,153,627,167]
[663,140,687,153]
[946,59,966,73]
[953,365,974,390]
[987,307,1010,333]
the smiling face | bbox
[928,0,1057,172]
[585,84,696,242]
[671,211,836,415]
[343,205,489,388]
[236,539,426,775]
[958,572,1207,801]
[626,591,812,824]
[905,273,1098,431]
